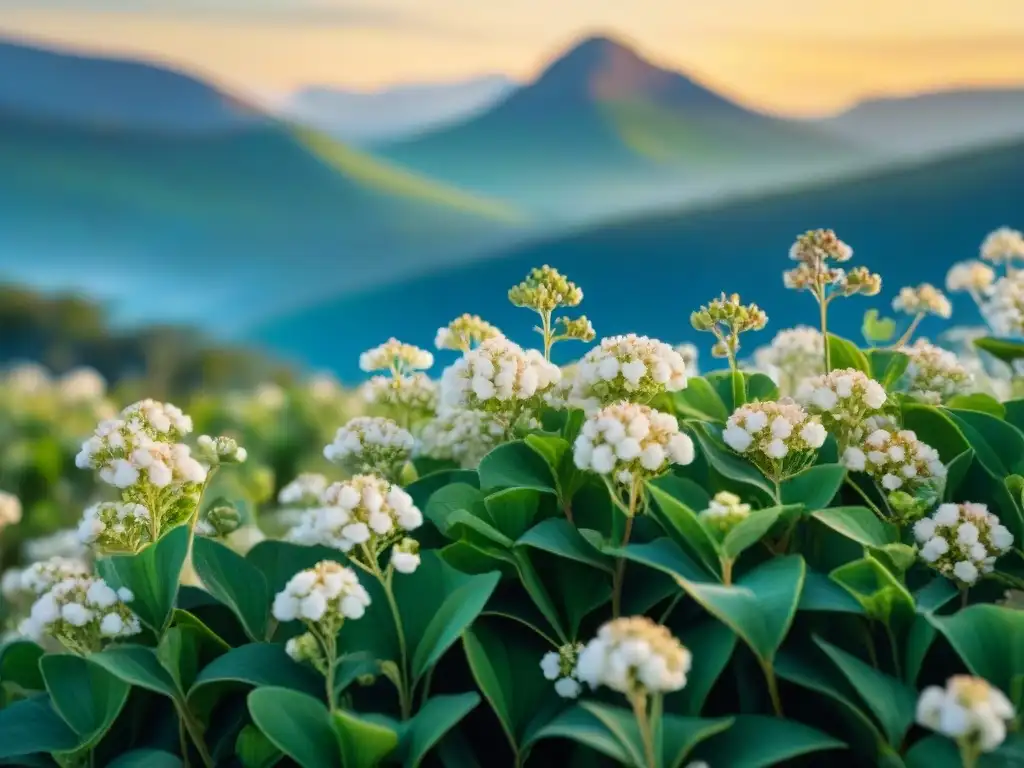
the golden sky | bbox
[1,0,1022,115]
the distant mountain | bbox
[0,112,524,329]
[248,138,1023,379]
[276,75,516,144]
[818,87,1024,157]
[0,37,262,132]
[378,34,860,219]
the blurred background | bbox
[0,1,1021,571]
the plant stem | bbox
[175,702,214,768]
[884,624,903,680]
[819,296,831,373]
[958,740,980,768]
[721,557,734,586]
[377,562,412,719]
[657,594,683,625]
[630,694,657,768]
[611,481,640,619]
[894,313,924,348]
[844,476,885,520]
[540,310,553,361]
[771,478,782,506]
[761,661,784,717]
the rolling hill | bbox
[248,138,1023,380]
[378,34,862,218]
[0,37,262,132]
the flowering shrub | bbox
[5,230,1024,767]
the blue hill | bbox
[247,139,1022,380]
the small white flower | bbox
[575,403,694,484]
[272,561,370,636]
[917,675,1015,753]
[571,335,688,408]
[576,617,690,696]
[360,338,433,374]
[440,337,559,414]
[724,400,825,481]
[899,340,972,404]
[914,502,1012,583]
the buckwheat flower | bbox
[272,561,370,649]
[796,369,887,447]
[288,475,422,566]
[359,338,433,375]
[946,261,996,294]
[789,228,854,264]
[323,417,414,479]
[540,642,585,699]
[508,265,583,313]
[984,273,1024,336]
[899,339,972,404]
[752,326,824,396]
[278,473,330,507]
[843,427,945,497]
[574,402,695,489]
[571,335,689,409]
[11,557,90,597]
[576,616,690,696]
[390,538,421,575]
[722,401,826,482]
[892,284,953,319]
[0,491,22,531]
[699,492,751,536]
[20,576,140,653]
[980,227,1024,266]
[120,399,193,439]
[195,435,247,465]
[691,293,768,364]
[913,502,1012,585]
[417,408,513,468]
[917,675,1015,754]
[440,337,560,415]
[58,367,107,404]
[77,501,152,552]
[361,374,437,416]
[435,314,502,352]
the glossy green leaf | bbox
[830,557,915,629]
[668,620,738,716]
[706,370,778,411]
[900,404,970,462]
[722,506,786,560]
[531,704,634,765]
[107,750,183,767]
[516,517,613,572]
[812,506,898,548]
[41,654,130,749]
[828,334,872,375]
[191,535,270,642]
[947,393,1007,418]
[478,441,556,493]
[483,487,544,541]
[246,540,352,597]
[95,523,191,633]
[974,336,1024,366]
[0,641,45,693]
[425,483,486,537]
[867,348,907,386]
[930,605,1024,696]
[781,464,846,509]
[948,409,1024,477]
[695,714,846,767]
[248,687,341,768]
[236,724,282,768]
[673,377,729,422]
[0,695,79,759]
[331,709,398,768]
[798,571,866,614]
[188,643,323,705]
[88,645,179,698]
[397,693,480,768]
[690,422,774,497]
[660,714,734,768]
[647,478,720,575]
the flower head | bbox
[913,502,1013,585]
[359,338,433,375]
[20,576,140,653]
[795,369,887,447]
[574,402,695,487]
[984,273,1024,336]
[900,339,972,404]
[77,502,152,552]
[699,491,751,536]
[5,557,90,598]
[980,227,1024,265]
[195,434,247,465]
[508,265,583,313]
[540,642,585,699]
[572,335,689,410]
[440,337,560,415]
[917,675,1015,753]
[435,314,502,352]
[58,367,107,404]
[278,473,330,507]
[576,616,691,696]
[120,399,193,440]
[323,417,414,479]
[272,561,370,639]
[784,230,880,299]
[752,326,824,395]
[390,538,421,575]
[417,408,515,468]
[691,293,768,359]
[946,261,995,294]
[789,228,854,264]
[722,400,827,481]
[0,491,22,530]
[892,284,952,319]
[674,343,700,377]
[361,374,437,416]
[842,427,945,499]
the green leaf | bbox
[331,709,398,768]
[191,535,270,642]
[646,478,720,575]
[690,421,774,497]
[516,517,613,572]
[947,393,1007,418]
[948,409,1024,477]
[525,433,585,505]
[668,620,737,716]
[930,605,1024,696]
[0,695,78,759]
[944,448,975,500]
[660,714,734,768]
[974,336,1024,366]
[483,487,544,541]
[248,687,341,768]
[812,506,898,548]
[867,348,907,385]
[781,464,846,508]
[41,654,130,749]
[830,558,915,629]
[814,637,916,745]
[696,715,846,767]
[88,645,179,698]
[828,334,872,374]
[246,540,351,596]
[424,483,486,538]
[673,377,729,422]
[705,371,778,411]
[900,403,971,462]
[188,643,323,707]
[398,693,480,768]
[863,310,898,345]
[0,640,45,693]
[107,750,183,767]
[618,538,716,585]
[95,523,191,633]
[798,571,866,614]
[478,441,556,493]
[236,724,282,768]
[722,506,786,560]
[531,704,634,765]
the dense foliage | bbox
[3,227,1024,767]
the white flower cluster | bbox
[913,503,1013,585]
[573,402,695,486]
[892,283,952,319]
[278,473,330,507]
[540,642,584,699]
[361,374,437,414]
[58,367,107,404]
[195,434,248,464]
[576,616,691,695]
[699,491,751,535]
[77,502,151,551]
[360,338,433,374]
[983,273,1024,336]
[722,401,827,479]
[570,334,689,409]
[20,577,140,651]
[946,260,995,294]
[674,343,700,377]
[390,537,421,574]
[1,557,90,602]
[900,339,973,404]
[3,362,50,395]
[842,428,946,493]
[440,336,560,414]
[795,369,887,447]
[22,529,86,562]
[980,227,1024,266]
[434,313,502,352]
[0,491,22,530]
[272,561,371,628]
[323,417,414,478]
[752,327,823,395]
[287,475,423,564]
[417,408,512,468]
[121,399,193,438]
[917,675,1015,753]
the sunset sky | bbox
[1,0,1022,115]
